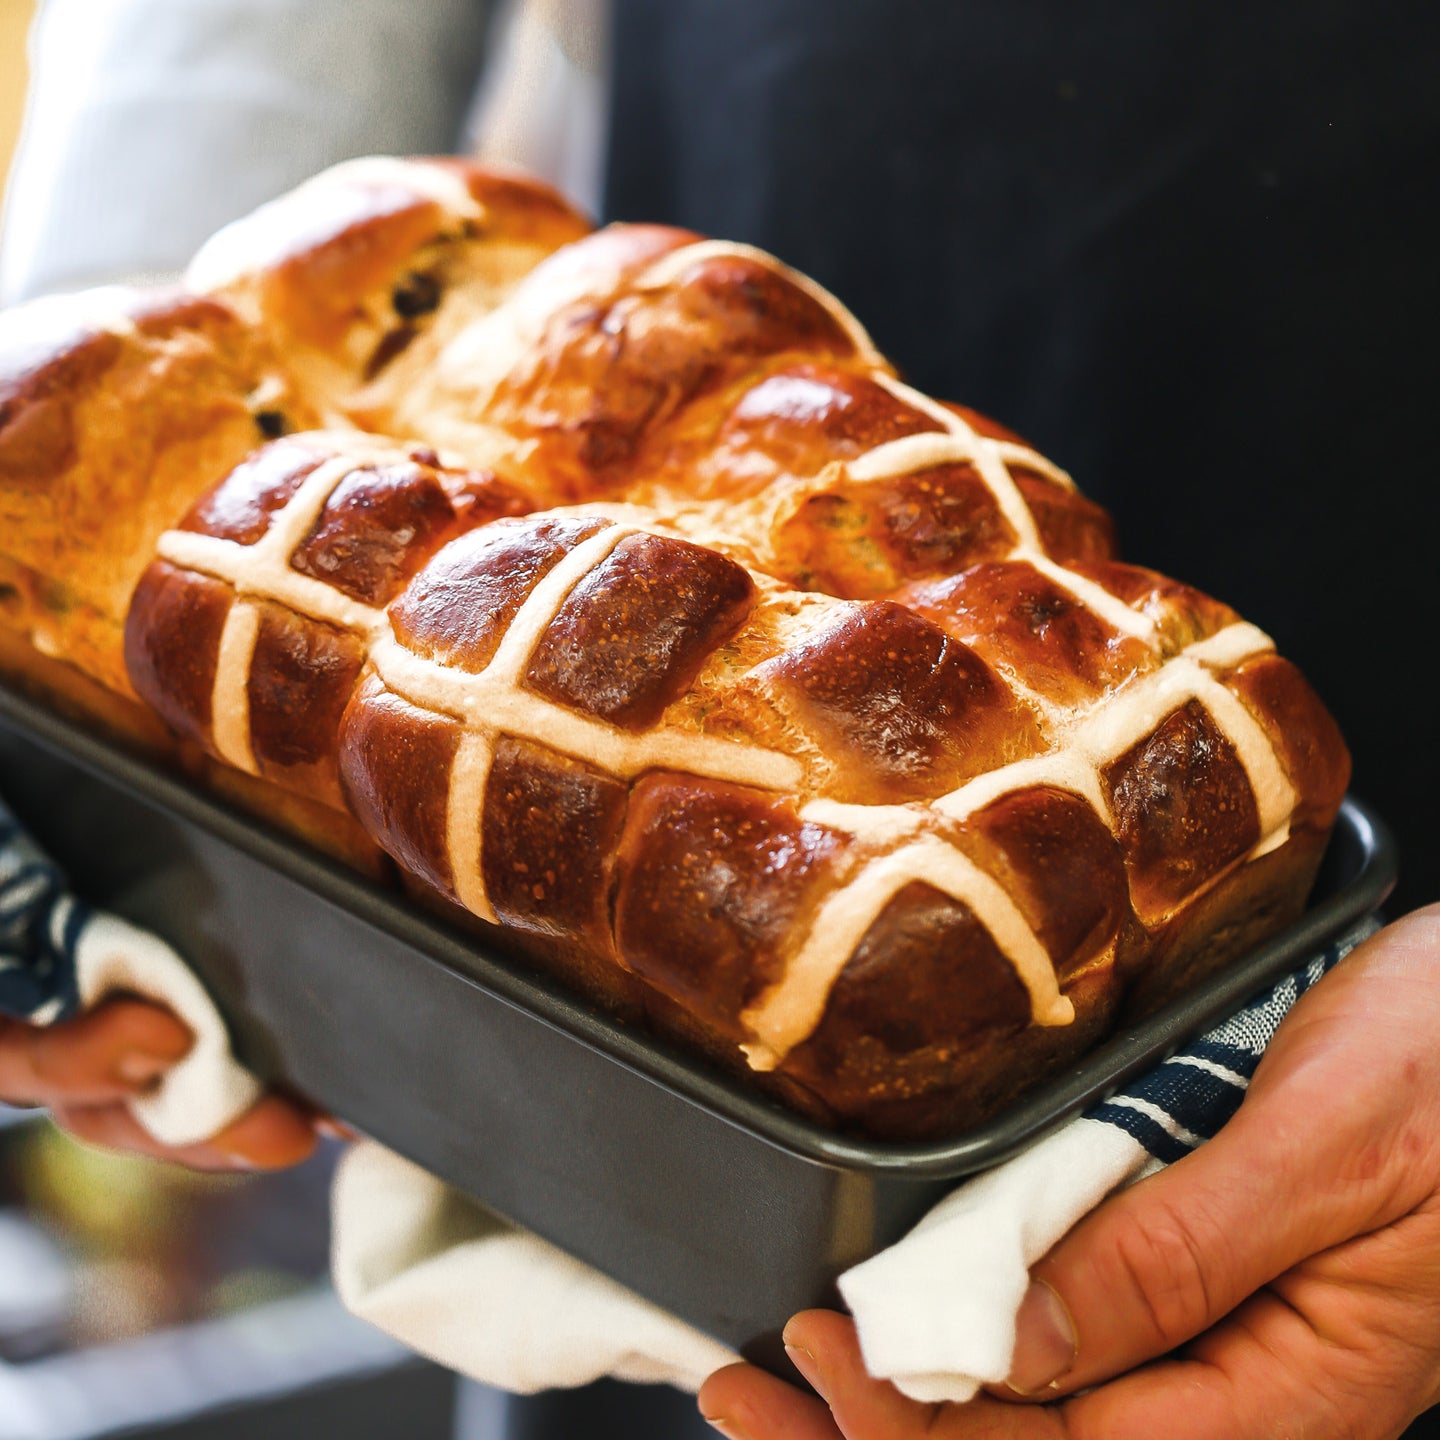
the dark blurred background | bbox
[0,1105,468,1439]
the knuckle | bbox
[1057,1407,1098,1440]
[1105,1200,1220,1347]
[105,1000,191,1057]
[57,1108,128,1156]
[1313,1340,1432,1439]
[53,1109,101,1145]
[1310,1385,1381,1440]
[26,1038,69,1087]
[0,1023,31,1102]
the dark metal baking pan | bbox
[0,681,1398,1375]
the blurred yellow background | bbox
[2,0,35,212]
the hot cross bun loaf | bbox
[0,157,1349,1138]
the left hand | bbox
[698,904,1440,1439]
[0,997,320,1171]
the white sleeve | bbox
[0,0,490,303]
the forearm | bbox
[1,0,488,302]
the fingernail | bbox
[207,1137,267,1170]
[218,1154,263,1171]
[1005,1279,1078,1396]
[783,1342,832,1403]
[116,1053,174,1088]
[700,1418,749,1440]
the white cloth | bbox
[839,1119,1159,1403]
[1,0,490,303]
[1,0,613,305]
[1,786,261,1148]
[330,918,1379,1402]
[74,913,261,1148]
[331,1143,735,1395]
[328,1125,1141,1402]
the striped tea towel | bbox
[331,914,1382,1398]
[839,913,1384,1403]
[1,793,260,1146]
[0,797,85,1026]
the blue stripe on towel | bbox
[1124,1061,1248,1141]
[0,796,84,1026]
[1085,919,1380,1164]
[1089,1099,1197,1163]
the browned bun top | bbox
[2,153,1352,1138]
[125,433,531,809]
[186,157,593,426]
[0,288,318,692]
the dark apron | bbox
[607,0,1440,916]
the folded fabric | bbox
[332,1143,737,1394]
[0,794,260,1147]
[839,913,1379,1402]
[330,915,1381,1399]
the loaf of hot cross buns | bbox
[0,157,1350,1138]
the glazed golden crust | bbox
[0,288,319,693]
[2,158,588,690]
[0,157,1351,1138]
[186,156,592,430]
[123,433,531,809]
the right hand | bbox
[699,905,1440,1440]
[0,998,319,1170]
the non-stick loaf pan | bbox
[0,681,1398,1375]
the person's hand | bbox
[699,903,1440,1440]
[0,997,319,1170]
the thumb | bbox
[1005,913,1440,1398]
